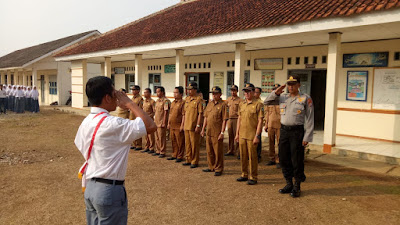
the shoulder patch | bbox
[307,98,313,107]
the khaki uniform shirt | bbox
[204,99,228,137]
[183,95,204,131]
[143,98,155,118]
[154,97,171,128]
[265,91,314,142]
[238,100,264,140]
[129,94,143,120]
[265,105,281,129]
[169,99,185,130]
[226,96,241,119]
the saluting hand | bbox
[275,84,286,95]
[115,90,134,110]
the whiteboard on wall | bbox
[372,68,400,110]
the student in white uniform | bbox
[15,86,25,113]
[0,85,6,114]
[74,76,156,225]
[30,86,39,113]
[25,87,32,112]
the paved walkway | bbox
[48,106,400,177]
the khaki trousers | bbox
[145,132,155,151]
[268,127,280,162]
[239,138,258,181]
[185,130,200,165]
[155,127,167,155]
[171,129,185,159]
[206,136,224,172]
[227,118,239,155]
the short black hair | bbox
[175,86,184,94]
[156,86,165,93]
[255,87,262,92]
[86,76,114,106]
[144,88,152,94]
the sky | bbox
[0,0,180,57]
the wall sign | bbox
[343,52,389,68]
[164,64,176,73]
[261,70,275,94]
[372,68,400,110]
[213,72,224,91]
[346,71,368,102]
[254,58,283,70]
[114,67,125,74]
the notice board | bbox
[372,68,400,111]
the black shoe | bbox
[214,172,222,176]
[141,149,150,153]
[290,181,301,198]
[301,174,307,182]
[266,161,276,166]
[258,157,261,163]
[175,158,183,163]
[152,153,160,156]
[190,164,198,168]
[279,179,294,194]
[167,157,176,160]
[159,154,166,158]
[236,177,248,182]
[247,180,257,185]
[224,153,234,156]
[276,163,281,169]
[202,169,213,172]
[130,146,135,149]
[135,147,142,151]
[148,150,155,154]
[182,162,191,166]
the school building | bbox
[54,0,400,159]
[0,30,101,106]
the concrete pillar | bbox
[32,68,37,87]
[323,32,342,153]
[134,54,143,87]
[0,71,4,84]
[234,43,246,97]
[43,74,49,104]
[175,49,185,87]
[104,57,112,78]
[6,70,11,84]
[71,59,88,108]
[22,70,27,86]
[14,69,19,85]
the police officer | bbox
[254,87,263,162]
[167,86,185,162]
[182,82,204,168]
[201,86,228,176]
[265,75,314,198]
[142,88,156,154]
[235,83,264,185]
[153,86,170,158]
[129,85,144,150]
[264,84,282,168]
[225,85,241,158]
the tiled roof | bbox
[55,0,400,57]
[0,30,98,69]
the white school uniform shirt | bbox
[15,89,24,98]
[74,107,147,181]
[0,89,6,98]
[26,90,31,98]
[31,90,39,100]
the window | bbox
[395,52,400,61]
[322,55,327,64]
[49,75,57,95]
[125,74,135,91]
[232,61,235,67]
[194,63,197,69]
[189,64,192,69]
[203,63,206,68]
[296,57,300,65]
[304,57,309,64]
[313,56,318,64]
[287,57,292,65]
[227,61,230,67]
[244,70,250,84]
[247,60,251,67]
[199,63,201,68]
[226,71,235,97]
[208,62,211,68]
[149,73,161,93]
[185,64,188,69]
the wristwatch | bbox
[256,134,261,139]
[196,124,201,128]
[220,132,224,135]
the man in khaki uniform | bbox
[264,84,281,167]
[116,88,130,119]
[182,82,204,168]
[167,86,185,162]
[153,86,170,158]
[142,88,156,154]
[225,85,241,158]
[235,83,264,185]
[129,85,144,150]
[201,86,228,176]
[254,87,263,162]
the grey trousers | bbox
[84,179,128,225]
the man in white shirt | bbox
[75,76,156,225]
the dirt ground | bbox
[1,108,400,225]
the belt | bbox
[281,124,304,131]
[92,177,124,185]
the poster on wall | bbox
[164,64,175,73]
[213,72,224,90]
[346,71,368,102]
[261,70,275,95]
[343,52,388,68]
[372,68,400,111]
[254,58,283,70]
